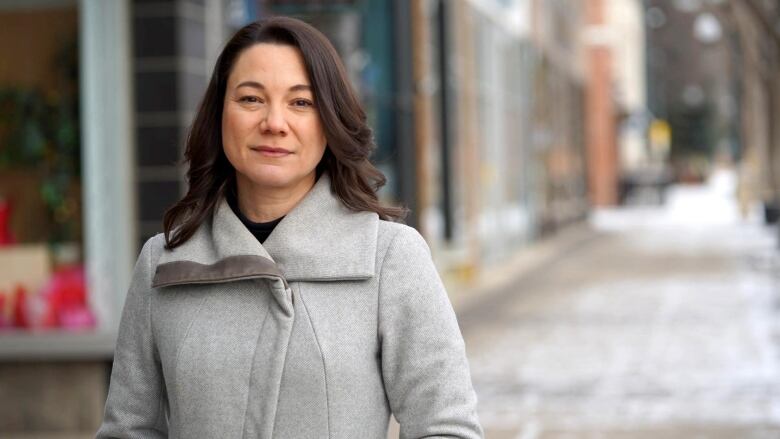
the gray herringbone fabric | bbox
[97,174,483,438]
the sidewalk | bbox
[445,222,598,315]
[459,170,780,438]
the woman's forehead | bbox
[229,43,311,88]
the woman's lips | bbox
[251,146,292,157]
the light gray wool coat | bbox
[97,174,483,439]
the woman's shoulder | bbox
[375,220,447,303]
[376,220,432,263]
[137,233,167,268]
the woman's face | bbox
[222,43,327,194]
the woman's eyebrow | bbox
[236,80,264,90]
[235,81,311,92]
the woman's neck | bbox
[234,173,316,223]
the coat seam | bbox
[376,227,403,353]
[170,295,208,384]
[239,289,272,439]
[296,283,332,438]
[270,285,296,439]
[145,241,166,432]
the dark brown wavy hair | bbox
[163,16,406,249]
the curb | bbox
[444,222,599,314]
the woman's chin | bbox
[241,168,314,192]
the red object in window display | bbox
[12,285,29,328]
[38,265,95,330]
[0,198,15,246]
[0,291,9,328]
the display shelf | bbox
[0,330,116,360]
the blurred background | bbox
[1,0,779,437]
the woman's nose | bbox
[261,104,287,135]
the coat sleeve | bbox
[378,226,483,439]
[97,237,168,438]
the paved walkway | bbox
[460,172,780,438]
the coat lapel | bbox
[262,173,379,282]
[151,194,284,288]
[151,173,379,288]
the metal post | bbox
[392,0,418,229]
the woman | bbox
[98,16,482,439]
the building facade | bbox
[0,0,637,434]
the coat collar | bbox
[152,173,379,288]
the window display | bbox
[0,5,93,333]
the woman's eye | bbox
[239,96,261,104]
[292,99,313,108]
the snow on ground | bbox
[466,169,780,437]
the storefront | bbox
[0,0,134,359]
[0,1,258,433]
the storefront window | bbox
[0,3,93,332]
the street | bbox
[460,171,780,438]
